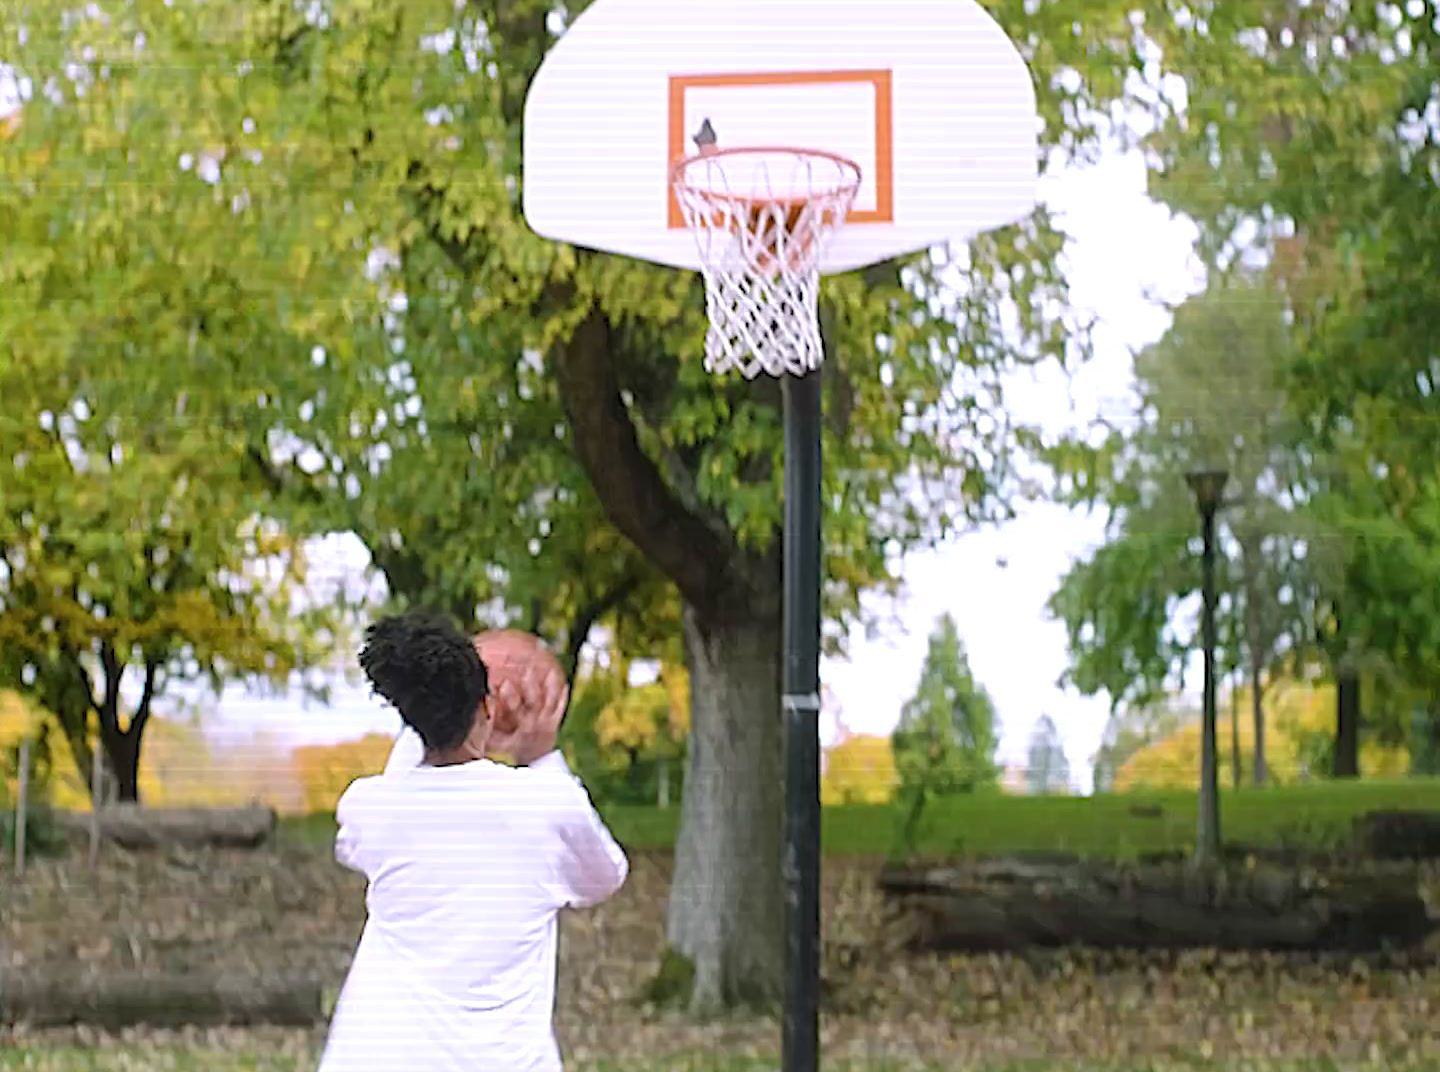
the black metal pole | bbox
[1198,499,1222,862]
[781,369,822,1072]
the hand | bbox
[484,650,569,767]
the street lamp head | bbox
[1185,469,1229,514]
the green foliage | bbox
[1135,0,1440,482]
[1047,258,1440,785]
[0,0,1112,664]
[1047,275,1307,711]
[557,669,626,798]
[640,947,697,1010]
[0,803,68,863]
[891,615,1000,797]
[1047,531,1194,710]
[891,615,1000,854]
[0,6,340,799]
[0,700,65,858]
[0,0,1156,1011]
[1128,0,1440,711]
[593,675,688,806]
[556,667,686,807]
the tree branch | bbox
[562,571,644,680]
[246,446,327,509]
[130,657,162,743]
[362,537,476,626]
[550,304,749,617]
[365,541,426,603]
[97,639,124,738]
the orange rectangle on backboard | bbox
[666,69,895,229]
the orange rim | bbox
[670,146,863,211]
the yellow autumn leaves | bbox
[1117,679,1411,790]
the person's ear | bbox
[463,698,493,751]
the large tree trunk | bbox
[1334,668,1361,778]
[107,727,142,803]
[1240,548,1267,787]
[667,602,785,1012]
[93,647,158,804]
[1229,669,1242,790]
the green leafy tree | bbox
[1025,714,1071,795]
[1138,278,1311,786]
[2,0,1160,1010]
[892,614,1000,795]
[891,615,999,848]
[0,53,333,800]
[1048,275,1309,788]
[1128,0,1440,777]
[0,403,327,803]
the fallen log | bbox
[879,858,1434,953]
[0,970,322,1028]
[1354,810,1440,860]
[53,805,277,851]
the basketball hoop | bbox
[671,147,862,379]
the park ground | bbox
[5,779,1440,1071]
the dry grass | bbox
[5,841,1440,1069]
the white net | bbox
[672,149,862,379]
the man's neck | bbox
[422,744,486,767]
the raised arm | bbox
[532,751,629,908]
[384,725,425,773]
[333,782,372,875]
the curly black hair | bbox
[358,611,489,753]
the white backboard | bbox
[522,0,1039,275]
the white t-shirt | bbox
[318,730,629,1072]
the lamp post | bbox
[1185,468,1228,865]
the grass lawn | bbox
[281,777,1440,858]
[2,1049,1432,1072]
